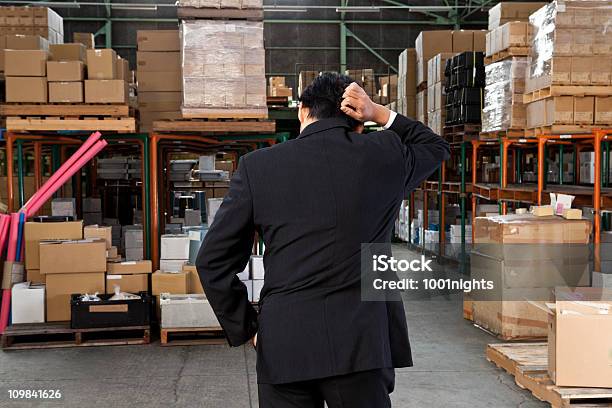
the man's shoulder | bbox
[354,128,403,149]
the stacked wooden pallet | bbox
[1,103,136,132]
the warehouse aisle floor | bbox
[0,245,546,408]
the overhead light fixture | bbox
[265,6,308,13]
[335,6,380,13]
[111,4,158,11]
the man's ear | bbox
[298,105,309,124]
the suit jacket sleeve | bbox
[389,113,450,191]
[195,157,258,347]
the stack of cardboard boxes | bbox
[4,42,129,104]
[426,53,454,135]
[0,6,63,44]
[378,74,397,106]
[298,70,318,97]
[136,30,182,132]
[180,18,267,117]
[106,260,152,296]
[73,32,94,49]
[345,69,376,98]
[469,214,591,339]
[487,2,547,30]
[415,30,486,125]
[397,49,417,118]
[268,76,292,98]
[525,1,612,129]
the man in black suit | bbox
[196,73,450,407]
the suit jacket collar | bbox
[298,117,352,139]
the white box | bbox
[199,155,215,171]
[160,294,220,328]
[251,256,264,280]
[51,198,76,218]
[160,234,190,260]
[160,259,187,273]
[237,264,250,281]
[252,279,264,302]
[11,282,45,324]
[207,198,223,226]
[125,247,143,261]
[123,226,143,249]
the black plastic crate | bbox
[70,292,151,329]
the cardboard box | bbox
[527,96,574,127]
[561,208,582,220]
[107,260,152,275]
[24,221,83,270]
[4,49,47,76]
[591,56,611,85]
[160,234,190,260]
[160,259,187,273]
[105,273,148,294]
[415,30,453,63]
[182,264,204,294]
[570,56,591,85]
[86,49,117,79]
[47,61,84,82]
[11,282,45,324]
[50,43,86,61]
[548,295,612,388]
[136,51,180,72]
[152,271,189,295]
[5,34,48,50]
[137,30,180,52]
[115,57,130,81]
[32,7,63,32]
[84,225,113,248]
[501,22,528,49]
[27,269,44,284]
[48,81,83,103]
[595,96,612,124]
[488,2,548,30]
[551,56,571,84]
[85,80,127,103]
[269,76,285,87]
[136,71,182,92]
[6,77,47,103]
[73,32,94,49]
[137,91,182,112]
[46,272,105,321]
[532,206,554,217]
[574,96,594,124]
[39,239,107,275]
[452,30,474,53]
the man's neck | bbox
[300,117,318,133]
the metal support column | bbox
[460,141,467,274]
[16,140,25,208]
[559,145,564,185]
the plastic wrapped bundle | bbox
[527,0,612,93]
[482,57,529,132]
[178,0,262,8]
[181,20,267,117]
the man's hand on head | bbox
[341,82,391,127]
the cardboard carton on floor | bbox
[24,221,83,270]
[11,282,45,324]
[84,225,113,248]
[85,80,127,103]
[107,260,152,275]
[47,61,84,81]
[4,49,47,76]
[48,82,83,103]
[5,77,47,103]
[105,273,148,295]
[46,272,105,321]
[136,30,180,52]
[49,43,86,61]
[39,239,107,275]
[152,271,189,295]
[548,289,612,388]
[86,49,117,79]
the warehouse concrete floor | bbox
[0,245,546,408]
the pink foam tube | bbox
[26,139,108,217]
[0,214,15,334]
[0,215,9,259]
[6,212,21,261]
[22,131,101,212]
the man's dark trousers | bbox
[258,368,395,408]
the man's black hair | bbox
[298,72,362,129]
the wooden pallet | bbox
[152,118,276,133]
[487,343,612,408]
[6,117,136,133]
[444,123,481,142]
[177,6,263,20]
[160,326,225,346]
[484,46,530,65]
[523,86,612,103]
[181,107,268,119]
[1,322,150,350]
[524,125,600,137]
[0,103,130,117]
[479,128,528,140]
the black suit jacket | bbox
[196,114,450,384]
